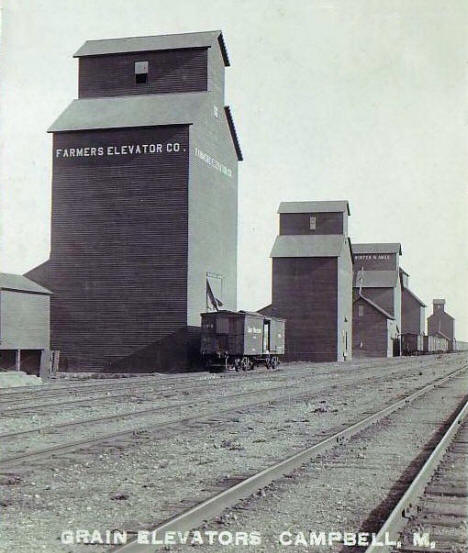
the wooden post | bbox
[16,349,21,372]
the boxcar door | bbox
[263,320,271,353]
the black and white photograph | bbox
[0,1,467,551]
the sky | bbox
[0,0,467,338]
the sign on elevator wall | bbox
[55,142,182,158]
[194,147,232,178]
[354,254,396,271]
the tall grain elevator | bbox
[352,243,402,357]
[261,201,354,362]
[26,31,242,371]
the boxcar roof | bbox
[353,242,402,255]
[353,270,398,288]
[277,200,350,215]
[0,273,52,295]
[74,30,230,66]
[270,235,346,258]
[48,93,208,132]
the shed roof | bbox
[270,235,345,258]
[433,330,451,340]
[353,270,398,288]
[353,243,402,255]
[0,273,52,295]
[402,287,426,307]
[278,201,350,215]
[224,106,243,161]
[74,30,230,66]
[399,267,409,276]
[354,293,395,320]
[48,93,207,133]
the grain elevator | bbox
[26,31,242,371]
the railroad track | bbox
[107,365,467,552]
[1,362,461,469]
[0,353,449,403]
[365,400,468,553]
[0,355,454,414]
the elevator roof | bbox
[74,30,230,66]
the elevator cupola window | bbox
[135,61,148,84]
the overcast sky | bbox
[0,0,467,338]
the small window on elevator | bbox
[309,216,317,230]
[358,305,364,317]
[135,61,148,84]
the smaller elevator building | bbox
[262,201,353,362]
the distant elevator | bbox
[26,31,242,371]
[261,201,353,362]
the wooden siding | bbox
[280,212,344,236]
[0,290,50,349]
[352,298,389,358]
[271,257,338,361]
[361,287,395,318]
[78,49,208,98]
[401,288,425,334]
[36,126,190,369]
[187,88,238,330]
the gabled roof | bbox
[224,106,243,161]
[402,286,426,307]
[354,293,394,320]
[0,273,52,295]
[270,235,346,258]
[278,201,350,215]
[428,310,454,321]
[74,30,230,66]
[353,243,402,255]
[48,93,208,132]
[353,270,398,288]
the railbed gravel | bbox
[0,355,456,437]
[165,373,467,553]
[0,358,461,460]
[0,354,466,553]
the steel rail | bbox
[0,361,452,443]
[0,374,293,413]
[364,399,468,553]
[3,365,465,471]
[0,355,454,412]
[0,353,448,399]
[0,373,379,468]
[110,365,468,552]
[0,372,214,399]
[0,383,291,441]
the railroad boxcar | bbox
[200,310,285,371]
[401,333,424,356]
[433,335,449,353]
[423,335,449,354]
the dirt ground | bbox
[0,353,466,553]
